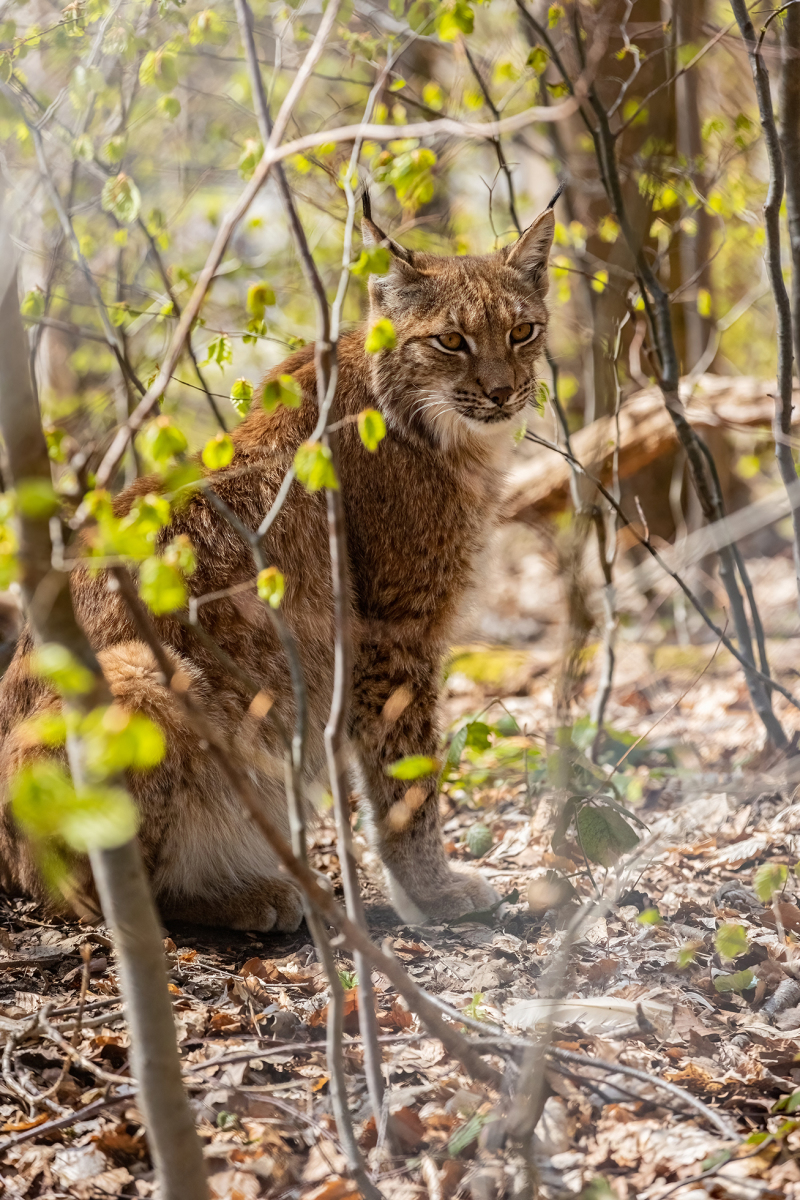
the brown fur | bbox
[0,210,555,930]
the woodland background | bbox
[2,0,800,1198]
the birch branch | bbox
[0,242,208,1200]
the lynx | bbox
[0,199,555,931]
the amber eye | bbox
[510,322,534,344]
[436,332,467,352]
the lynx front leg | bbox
[350,641,499,922]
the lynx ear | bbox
[361,190,417,271]
[504,204,557,291]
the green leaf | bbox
[62,786,139,852]
[527,46,548,73]
[140,416,188,463]
[11,761,74,841]
[247,282,276,320]
[357,408,386,451]
[101,134,126,164]
[422,81,443,109]
[447,725,469,768]
[365,318,396,353]
[386,754,440,780]
[138,556,187,615]
[714,922,748,962]
[548,2,563,25]
[83,707,166,775]
[139,48,178,93]
[257,566,285,609]
[30,643,94,697]
[576,804,639,868]
[163,534,196,577]
[263,374,301,414]
[230,378,254,415]
[637,907,661,925]
[201,432,235,470]
[72,133,94,161]
[11,765,135,869]
[200,333,232,370]
[16,478,59,518]
[714,968,755,994]
[21,287,45,319]
[159,95,181,119]
[447,1112,487,1157]
[436,0,473,40]
[189,9,229,44]
[349,246,392,278]
[238,138,263,180]
[676,941,702,968]
[784,1090,800,1113]
[466,823,493,857]
[754,862,788,903]
[101,173,141,225]
[697,287,712,318]
[294,441,338,492]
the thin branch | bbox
[139,220,227,432]
[106,572,502,1090]
[461,42,521,232]
[522,430,800,717]
[92,86,582,489]
[27,124,147,402]
[731,0,800,619]
[558,4,787,749]
[780,2,800,408]
[0,246,208,1198]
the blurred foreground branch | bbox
[0,246,209,1200]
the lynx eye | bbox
[436,331,468,352]
[510,322,535,344]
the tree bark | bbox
[0,250,209,1200]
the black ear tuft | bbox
[360,204,416,269]
[546,181,564,210]
[504,206,556,290]
[361,184,372,223]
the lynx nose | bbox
[489,386,513,406]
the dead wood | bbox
[504,376,800,523]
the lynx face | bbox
[363,208,554,445]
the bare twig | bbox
[139,220,227,432]
[92,86,581,490]
[0,240,208,1199]
[106,571,502,1090]
[780,2,800,409]
[523,430,800,716]
[520,2,787,750]
[732,0,800,618]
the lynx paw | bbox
[388,867,500,924]
[434,868,501,920]
[226,877,305,933]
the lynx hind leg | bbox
[0,680,95,913]
[100,641,303,934]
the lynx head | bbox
[361,195,555,448]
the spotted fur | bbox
[0,209,554,931]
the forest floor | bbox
[2,533,800,1199]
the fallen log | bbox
[503,375,798,524]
